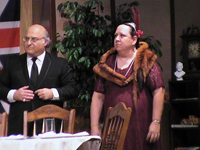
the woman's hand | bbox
[146,121,161,143]
[147,87,164,143]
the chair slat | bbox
[101,102,132,150]
[0,112,8,137]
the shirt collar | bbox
[27,51,46,62]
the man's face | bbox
[23,25,47,57]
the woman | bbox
[90,23,165,150]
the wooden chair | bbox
[101,102,132,150]
[23,104,76,137]
[0,112,8,137]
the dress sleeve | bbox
[94,75,105,94]
[146,62,165,93]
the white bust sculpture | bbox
[174,62,185,81]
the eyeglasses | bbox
[23,36,45,43]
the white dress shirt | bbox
[7,51,59,102]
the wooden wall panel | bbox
[20,0,32,54]
[32,0,56,45]
[20,0,56,54]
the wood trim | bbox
[20,0,56,54]
[110,0,116,24]
[49,0,56,44]
[170,0,176,81]
[20,0,32,54]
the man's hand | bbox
[35,88,53,100]
[13,86,34,102]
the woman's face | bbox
[114,25,137,52]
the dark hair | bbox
[124,23,136,37]
[123,23,140,48]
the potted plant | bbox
[52,0,115,119]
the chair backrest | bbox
[101,102,132,150]
[0,112,8,137]
[23,104,76,137]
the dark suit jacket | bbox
[0,52,78,136]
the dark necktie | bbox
[30,57,38,86]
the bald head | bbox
[26,24,50,42]
[24,24,50,57]
[28,24,46,32]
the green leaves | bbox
[51,0,114,117]
[78,57,87,63]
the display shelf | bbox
[175,147,200,150]
[169,80,200,150]
[171,124,199,128]
[171,98,199,102]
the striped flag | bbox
[0,0,20,113]
[0,0,20,55]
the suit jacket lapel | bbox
[35,53,52,88]
[20,53,30,85]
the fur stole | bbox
[93,42,157,107]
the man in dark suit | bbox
[0,24,78,136]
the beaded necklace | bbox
[114,51,137,77]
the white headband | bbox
[126,23,136,31]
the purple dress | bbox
[94,54,165,150]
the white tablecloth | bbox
[0,134,101,150]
